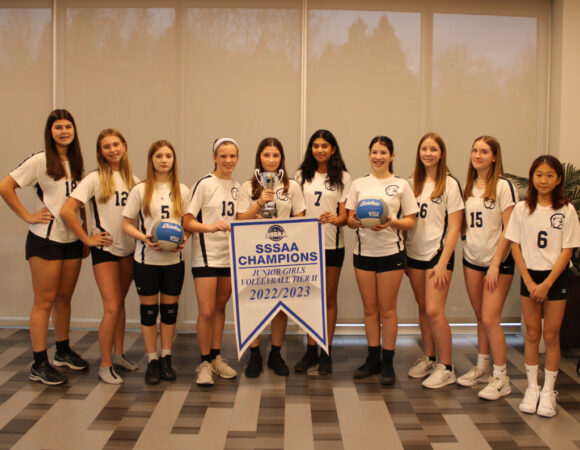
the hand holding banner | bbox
[229,217,327,357]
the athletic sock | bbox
[147,352,158,363]
[543,368,558,392]
[428,355,437,362]
[56,339,71,354]
[160,348,171,358]
[33,350,48,366]
[476,353,490,369]
[306,344,317,356]
[525,363,539,388]
[250,346,261,356]
[201,353,212,363]
[493,364,507,378]
[270,345,281,355]
[209,348,220,360]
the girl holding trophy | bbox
[237,137,305,378]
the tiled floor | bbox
[0,327,579,449]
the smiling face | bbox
[152,145,174,174]
[369,142,393,176]
[213,142,239,178]
[419,138,441,170]
[260,146,282,173]
[51,119,75,152]
[532,162,561,198]
[99,135,126,170]
[311,137,335,167]
[471,139,495,174]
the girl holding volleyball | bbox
[405,133,463,389]
[346,136,418,386]
[506,155,579,417]
[294,129,351,374]
[237,137,305,378]
[122,140,189,385]
[459,136,517,400]
[60,129,139,384]
[183,138,240,385]
[0,109,88,385]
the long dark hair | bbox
[298,129,347,191]
[44,109,83,181]
[526,155,568,213]
[250,137,289,200]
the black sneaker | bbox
[318,351,332,375]
[159,355,176,381]
[53,350,89,371]
[145,359,161,385]
[30,360,67,385]
[294,349,318,373]
[381,364,395,386]
[353,356,381,379]
[245,352,263,378]
[267,352,289,376]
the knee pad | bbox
[160,303,178,325]
[140,304,159,326]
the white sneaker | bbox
[196,361,214,385]
[457,365,491,387]
[211,355,237,379]
[422,363,456,389]
[113,354,139,371]
[408,355,434,379]
[519,385,541,414]
[98,366,123,385]
[478,376,511,400]
[537,390,558,418]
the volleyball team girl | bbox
[1,109,578,419]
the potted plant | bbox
[505,162,580,348]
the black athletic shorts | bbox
[520,268,569,301]
[325,248,345,267]
[90,247,125,265]
[463,253,515,275]
[25,231,83,261]
[192,266,231,278]
[406,250,455,271]
[134,261,184,296]
[353,251,405,273]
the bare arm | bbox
[0,175,53,224]
[430,210,462,290]
[485,205,514,291]
[122,216,160,251]
[183,212,230,233]
[60,196,112,247]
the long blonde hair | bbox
[96,128,135,203]
[143,140,183,218]
[464,136,504,202]
[413,132,448,199]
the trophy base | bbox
[260,209,278,219]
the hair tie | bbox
[213,138,239,154]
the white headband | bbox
[213,138,239,154]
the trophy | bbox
[254,169,284,218]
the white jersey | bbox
[505,201,580,271]
[238,178,305,218]
[72,170,139,257]
[406,175,464,261]
[10,151,81,243]
[123,181,190,266]
[463,177,517,267]
[295,170,352,250]
[186,173,240,268]
[346,174,419,257]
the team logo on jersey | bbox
[483,199,496,209]
[276,188,289,201]
[550,213,565,230]
[265,224,287,241]
[385,185,399,196]
[431,196,442,205]
[231,186,239,200]
[324,180,336,191]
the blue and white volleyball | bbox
[356,198,389,228]
[151,220,184,251]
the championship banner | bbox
[229,217,327,357]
